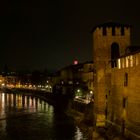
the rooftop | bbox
[120,46,140,58]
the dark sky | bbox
[0,0,140,72]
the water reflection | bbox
[0,93,54,117]
[0,92,87,140]
[75,127,84,140]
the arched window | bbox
[111,42,120,68]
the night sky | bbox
[0,0,140,72]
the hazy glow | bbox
[74,60,78,65]
[77,89,80,93]
[118,59,121,69]
[1,83,5,86]
[90,91,93,94]
[126,56,129,68]
[130,55,133,67]
[74,127,83,140]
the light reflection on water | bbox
[0,92,87,140]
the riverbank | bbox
[66,105,125,140]
[2,88,126,139]
[65,108,93,139]
[0,92,84,140]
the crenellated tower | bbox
[92,22,131,126]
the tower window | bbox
[111,43,120,68]
[124,73,128,86]
[103,27,106,36]
[123,97,127,108]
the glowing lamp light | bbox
[75,96,79,99]
[74,60,78,65]
[90,91,93,94]
[77,89,80,93]
[1,83,5,86]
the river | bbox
[0,92,88,140]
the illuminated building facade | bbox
[108,50,140,138]
[92,22,140,138]
[52,61,94,99]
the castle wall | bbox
[92,22,140,138]
[107,52,140,138]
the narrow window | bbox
[123,97,127,108]
[111,43,120,68]
[123,98,125,108]
[124,73,128,86]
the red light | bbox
[74,60,78,65]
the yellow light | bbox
[118,59,121,69]
[126,56,129,68]
[90,91,93,94]
[77,89,80,92]
[1,83,5,86]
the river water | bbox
[0,92,87,140]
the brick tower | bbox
[92,22,131,126]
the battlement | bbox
[94,26,131,36]
[92,22,131,37]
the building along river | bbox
[0,91,88,140]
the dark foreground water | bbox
[0,92,87,140]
